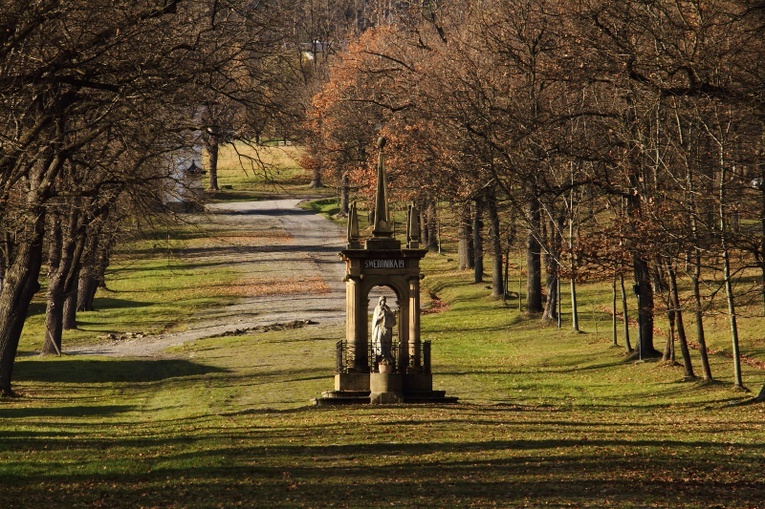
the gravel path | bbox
[71,199,347,357]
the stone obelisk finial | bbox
[347,201,360,248]
[372,137,392,238]
[406,202,420,248]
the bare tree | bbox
[0,0,293,395]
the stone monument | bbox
[315,138,456,405]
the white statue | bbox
[372,296,395,359]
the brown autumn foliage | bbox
[305,0,765,373]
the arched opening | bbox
[367,285,399,372]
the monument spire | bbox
[347,201,360,248]
[372,137,392,238]
[406,202,420,249]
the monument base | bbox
[369,372,403,404]
[335,373,369,392]
[313,371,458,406]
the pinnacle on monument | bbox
[406,202,420,249]
[347,201,360,248]
[372,137,392,238]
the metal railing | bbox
[336,339,433,374]
[335,340,345,373]
[422,340,431,374]
[370,339,400,373]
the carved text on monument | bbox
[364,259,405,269]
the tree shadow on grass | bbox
[89,297,152,310]
[3,437,764,508]
[0,405,135,420]
[25,302,46,317]
[14,358,228,384]
[214,206,314,217]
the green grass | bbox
[304,197,343,218]
[20,265,240,353]
[206,142,333,201]
[3,315,764,508]
[3,196,765,508]
[18,238,242,353]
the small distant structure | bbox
[165,144,206,213]
[314,138,456,405]
[185,160,204,176]
[300,40,331,61]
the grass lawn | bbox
[204,142,333,201]
[2,194,765,508]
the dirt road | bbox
[72,199,347,357]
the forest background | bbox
[3,0,765,396]
[1,1,765,507]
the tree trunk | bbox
[723,235,742,388]
[759,161,765,316]
[624,91,656,357]
[503,246,510,305]
[566,166,581,331]
[62,275,78,330]
[310,167,323,188]
[612,275,618,346]
[42,208,87,355]
[77,224,114,312]
[569,223,579,333]
[78,271,100,312]
[619,272,633,353]
[719,162,743,388]
[473,196,484,284]
[41,212,64,356]
[542,211,562,323]
[310,156,323,188]
[526,193,543,313]
[686,141,714,380]
[425,201,438,252]
[691,247,713,381]
[487,187,503,297]
[457,204,474,270]
[668,263,695,379]
[77,232,101,313]
[207,137,220,192]
[0,234,7,291]
[42,282,66,356]
[0,211,46,396]
[663,305,675,363]
[340,171,349,216]
[542,271,559,322]
[633,257,658,358]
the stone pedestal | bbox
[369,373,403,404]
[334,373,370,392]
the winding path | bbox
[72,199,347,357]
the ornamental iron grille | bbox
[334,339,432,374]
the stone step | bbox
[312,390,458,406]
[312,390,371,406]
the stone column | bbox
[396,298,409,372]
[346,276,368,372]
[408,277,422,371]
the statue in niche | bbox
[372,296,395,361]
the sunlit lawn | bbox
[207,142,333,201]
[2,194,765,508]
